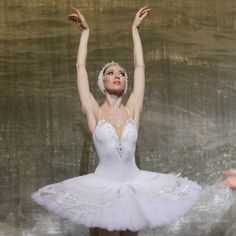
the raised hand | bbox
[221,168,236,189]
[133,5,151,29]
[68,6,89,30]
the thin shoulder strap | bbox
[98,107,102,120]
[125,106,132,119]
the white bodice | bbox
[92,118,140,182]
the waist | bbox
[95,162,140,182]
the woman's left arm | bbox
[127,6,151,119]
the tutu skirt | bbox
[32,170,205,231]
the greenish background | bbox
[0,0,236,235]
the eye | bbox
[119,72,126,77]
[107,71,114,76]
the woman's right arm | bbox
[68,7,99,132]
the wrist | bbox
[132,25,139,31]
[78,20,89,31]
[80,27,90,33]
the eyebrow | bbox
[106,69,125,73]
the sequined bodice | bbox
[92,118,140,182]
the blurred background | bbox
[0,0,236,235]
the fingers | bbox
[68,6,85,24]
[70,6,81,14]
[139,11,149,21]
[138,8,151,23]
[137,5,151,17]
[132,5,151,28]
[139,5,150,13]
[140,8,151,17]
[69,5,85,19]
[223,176,236,189]
[68,13,81,23]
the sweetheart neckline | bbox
[92,118,137,142]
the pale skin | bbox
[222,169,236,189]
[68,5,236,236]
[68,5,150,236]
[68,5,150,135]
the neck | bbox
[104,93,123,109]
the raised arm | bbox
[68,7,98,132]
[127,6,151,124]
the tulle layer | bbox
[31,170,206,231]
[156,184,235,235]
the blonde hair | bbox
[97,61,128,95]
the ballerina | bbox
[32,6,235,236]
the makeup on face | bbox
[105,69,126,79]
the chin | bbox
[105,88,125,97]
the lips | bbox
[113,81,121,85]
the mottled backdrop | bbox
[0,0,236,235]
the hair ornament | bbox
[97,61,128,95]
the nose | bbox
[114,73,121,79]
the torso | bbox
[96,105,135,139]
[92,108,140,182]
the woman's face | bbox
[103,65,127,97]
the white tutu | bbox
[32,116,234,231]
[32,170,203,231]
